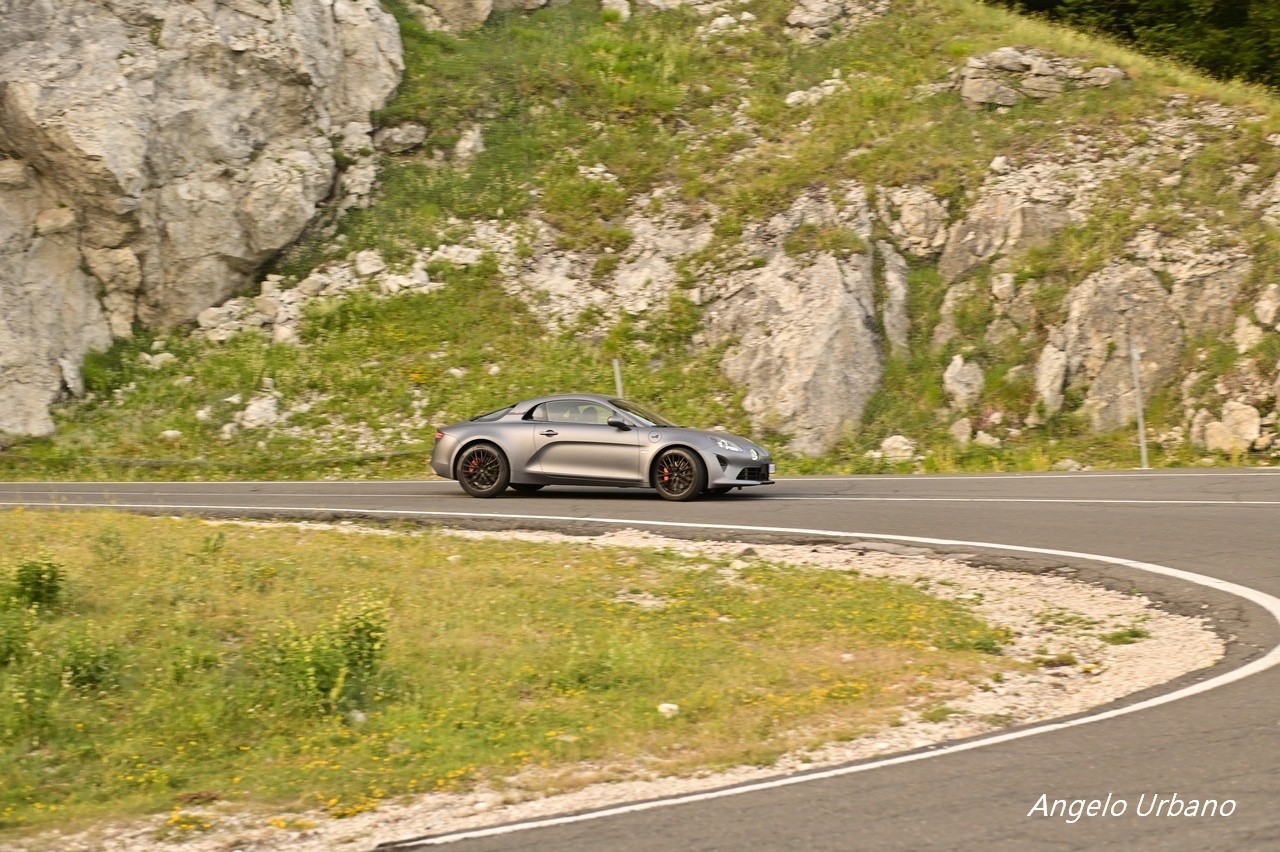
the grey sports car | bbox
[430,394,775,501]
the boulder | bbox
[880,434,916,461]
[1203,401,1261,454]
[877,185,948,258]
[943,355,984,410]
[710,252,884,456]
[1059,264,1184,432]
[0,0,403,436]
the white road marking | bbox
[5,499,1280,848]
[6,493,1280,508]
[775,470,1280,481]
[762,496,1280,506]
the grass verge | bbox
[0,510,1011,835]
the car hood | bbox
[648,427,771,457]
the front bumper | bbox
[708,455,775,487]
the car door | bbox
[530,400,642,483]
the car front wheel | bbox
[456,443,510,497]
[653,448,705,502]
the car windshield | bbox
[609,398,677,427]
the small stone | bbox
[657,703,680,718]
[159,429,182,442]
[973,431,1002,448]
[354,250,387,277]
[881,434,917,461]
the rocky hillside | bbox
[2,0,1279,477]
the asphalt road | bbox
[3,470,1279,851]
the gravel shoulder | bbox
[16,524,1225,852]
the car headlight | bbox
[714,438,742,452]
[750,449,759,461]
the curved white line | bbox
[8,500,1280,847]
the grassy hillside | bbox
[3,0,1278,480]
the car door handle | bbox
[540,429,558,437]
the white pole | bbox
[613,358,624,397]
[1129,344,1150,470]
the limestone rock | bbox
[235,393,282,430]
[785,0,889,42]
[938,186,1073,282]
[374,123,428,154]
[943,355,984,410]
[877,185,948,258]
[973,430,1002,448]
[0,0,403,435]
[1059,264,1183,432]
[785,72,847,107]
[709,252,883,457]
[949,418,973,446]
[602,0,632,21]
[1203,402,1261,454]
[1234,316,1264,354]
[1034,344,1068,416]
[880,434,916,461]
[406,0,495,32]
[453,124,486,165]
[877,241,910,356]
[957,48,1125,109]
[1256,282,1280,328]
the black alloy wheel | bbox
[456,443,510,497]
[653,447,705,502]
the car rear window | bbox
[470,405,513,422]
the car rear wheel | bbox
[509,483,545,493]
[653,448,705,502]
[456,443,509,498]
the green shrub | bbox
[0,606,35,667]
[12,555,65,610]
[60,632,123,692]
[258,596,390,714]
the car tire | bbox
[509,483,545,494]
[653,447,705,502]
[456,443,510,498]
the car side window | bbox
[525,404,548,422]
[544,400,613,424]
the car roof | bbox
[509,393,617,415]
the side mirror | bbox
[606,416,631,430]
